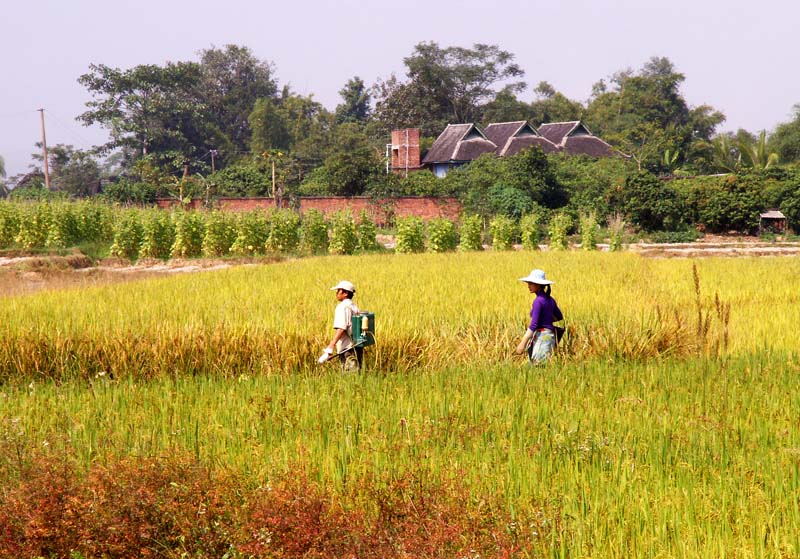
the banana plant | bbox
[738,130,779,169]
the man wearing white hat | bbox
[320,280,362,371]
[515,269,564,364]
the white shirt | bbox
[333,298,360,353]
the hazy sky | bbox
[2,0,798,178]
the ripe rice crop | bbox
[1,251,800,556]
[0,252,796,382]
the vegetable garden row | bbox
[0,201,622,261]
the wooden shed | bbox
[759,210,787,233]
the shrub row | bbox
[0,201,621,259]
[395,212,608,252]
[0,451,547,559]
[0,202,382,261]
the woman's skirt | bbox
[527,328,556,364]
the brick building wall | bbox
[155,196,461,227]
[390,128,422,175]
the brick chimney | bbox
[390,128,421,175]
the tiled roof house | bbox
[414,120,622,177]
[483,121,559,157]
[421,124,499,177]
[536,121,617,158]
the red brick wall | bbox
[155,196,462,226]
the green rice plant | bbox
[519,211,541,250]
[299,209,329,255]
[109,211,144,261]
[395,215,425,253]
[356,209,379,252]
[329,210,358,255]
[230,210,270,256]
[580,212,598,251]
[547,212,572,250]
[458,214,483,251]
[140,210,176,260]
[0,202,20,248]
[266,209,301,254]
[489,215,517,250]
[426,217,458,253]
[15,202,52,250]
[171,211,206,258]
[202,210,236,257]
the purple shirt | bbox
[529,293,563,331]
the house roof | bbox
[483,121,559,157]
[537,121,585,144]
[760,210,786,219]
[561,135,617,157]
[422,124,498,164]
[537,120,620,158]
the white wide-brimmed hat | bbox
[518,269,554,285]
[330,280,356,293]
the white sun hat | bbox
[518,269,554,285]
[330,280,356,293]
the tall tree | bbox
[528,81,584,126]
[198,45,278,159]
[585,57,724,172]
[46,145,102,197]
[335,77,371,124]
[374,42,526,135]
[769,104,800,163]
[78,62,207,168]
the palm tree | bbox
[711,135,740,173]
[738,130,779,169]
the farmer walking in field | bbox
[319,280,363,372]
[515,269,564,364]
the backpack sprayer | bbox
[317,311,376,363]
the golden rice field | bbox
[2,251,800,557]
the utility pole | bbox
[210,149,218,173]
[38,109,51,190]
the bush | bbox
[519,212,541,250]
[357,209,380,252]
[266,209,301,253]
[75,202,113,244]
[299,209,329,254]
[458,214,483,251]
[109,211,144,261]
[0,203,20,248]
[693,173,765,233]
[140,210,176,260]
[329,210,358,255]
[15,203,52,250]
[395,216,425,253]
[608,214,626,252]
[171,211,206,258]
[45,203,78,249]
[426,218,458,252]
[489,215,517,250]
[621,172,684,231]
[230,211,270,256]
[202,210,237,257]
[101,180,157,204]
[580,213,598,251]
[548,212,572,250]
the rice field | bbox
[2,251,800,557]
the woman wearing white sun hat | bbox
[515,269,564,364]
